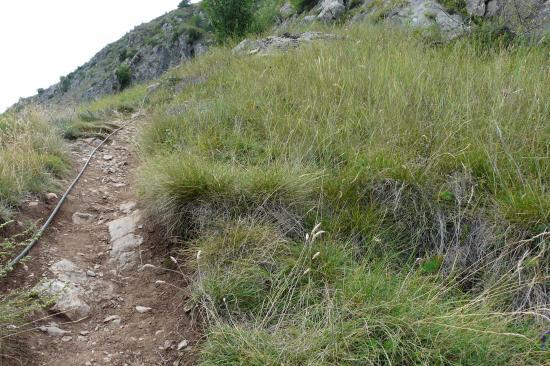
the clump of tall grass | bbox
[138,154,319,239]
[0,111,69,218]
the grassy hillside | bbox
[81,22,549,364]
[6,18,548,364]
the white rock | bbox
[86,270,97,277]
[61,335,73,342]
[103,154,113,161]
[135,306,152,313]
[177,339,188,351]
[103,315,121,323]
[46,193,58,201]
[50,259,88,285]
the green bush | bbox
[115,64,132,90]
[178,0,191,8]
[202,0,254,41]
[59,76,71,93]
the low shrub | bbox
[202,0,255,41]
[115,64,132,90]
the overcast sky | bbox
[0,1,199,112]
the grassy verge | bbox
[88,21,548,364]
[0,111,70,221]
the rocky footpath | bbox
[1,116,196,365]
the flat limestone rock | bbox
[108,210,142,242]
[50,259,88,285]
[110,234,143,271]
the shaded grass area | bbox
[89,22,548,364]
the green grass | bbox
[0,111,70,219]
[84,21,549,364]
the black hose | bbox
[5,121,129,270]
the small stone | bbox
[28,201,39,207]
[46,193,58,201]
[177,339,188,351]
[86,270,97,277]
[103,315,121,323]
[135,306,152,314]
[163,340,174,350]
[103,154,113,161]
[61,336,73,342]
[80,330,90,336]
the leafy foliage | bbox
[202,0,254,40]
[115,64,132,90]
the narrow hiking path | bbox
[1,116,198,366]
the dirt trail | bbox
[2,116,198,366]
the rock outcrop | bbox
[233,32,338,55]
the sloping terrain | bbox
[1,1,549,365]
[12,5,210,111]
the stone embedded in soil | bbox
[36,280,91,321]
[103,315,121,323]
[39,325,70,337]
[108,211,143,271]
[110,234,143,271]
[135,306,152,313]
[50,259,88,285]
[72,212,96,225]
[119,201,137,214]
[108,211,142,242]
[103,154,113,161]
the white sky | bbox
[0,1,199,112]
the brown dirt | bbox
[1,116,199,366]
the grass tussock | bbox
[107,21,549,364]
[0,111,69,218]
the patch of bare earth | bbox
[1,117,199,366]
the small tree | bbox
[115,64,132,90]
[202,0,254,41]
[178,0,191,8]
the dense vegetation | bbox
[118,22,547,364]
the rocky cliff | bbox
[14,4,210,110]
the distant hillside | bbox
[13,5,210,110]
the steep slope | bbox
[13,5,210,110]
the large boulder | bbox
[318,0,346,21]
[354,0,467,40]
